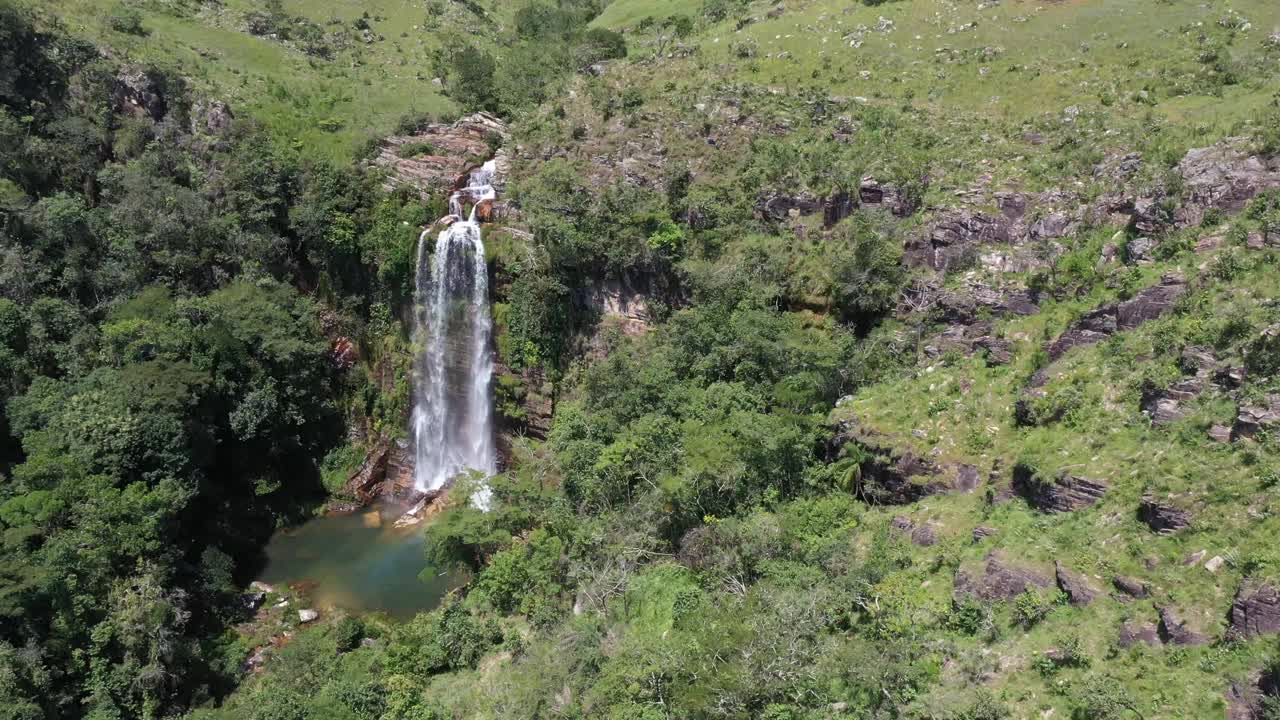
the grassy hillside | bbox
[75,0,1280,719]
[39,0,529,160]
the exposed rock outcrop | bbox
[113,65,168,122]
[1227,681,1261,720]
[905,209,1009,271]
[954,552,1052,602]
[578,273,657,337]
[344,437,392,503]
[1176,139,1280,225]
[1118,621,1160,648]
[1157,607,1208,646]
[373,113,508,198]
[1013,466,1108,513]
[1231,579,1280,639]
[858,449,951,504]
[191,99,234,137]
[755,192,821,222]
[1055,561,1098,606]
[1139,496,1194,534]
[1140,377,1204,426]
[890,516,939,546]
[1234,395,1280,441]
[342,436,417,505]
[1045,272,1187,362]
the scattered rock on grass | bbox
[1055,561,1098,606]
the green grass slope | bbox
[40,0,526,160]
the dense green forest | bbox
[5,0,1280,718]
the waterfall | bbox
[411,161,498,511]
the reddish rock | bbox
[344,438,391,503]
[330,337,358,371]
[372,113,508,199]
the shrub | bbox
[1072,675,1141,719]
[1011,588,1054,629]
[946,597,991,636]
[579,27,627,64]
[395,141,438,159]
[954,690,1011,720]
[1246,325,1280,376]
[107,6,147,36]
[333,616,364,653]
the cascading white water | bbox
[411,161,498,510]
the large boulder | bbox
[1113,575,1150,600]
[1231,579,1280,639]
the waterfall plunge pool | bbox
[255,502,462,621]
